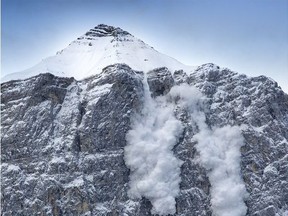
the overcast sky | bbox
[2,0,288,92]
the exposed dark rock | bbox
[83,24,131,39]
[173,70,188,85]
[147,67,175,97]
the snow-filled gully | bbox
[124,80,248,216]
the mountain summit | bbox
[82,24,131,38]
[2,24,193,82]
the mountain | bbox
[1,25,288,216]
[2,24,194,82]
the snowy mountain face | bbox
[2,24,193,82]
[1,25,288,216]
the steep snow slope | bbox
[2,24,194,82]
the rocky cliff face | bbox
[1,63,288,216]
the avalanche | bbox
[126,82,248,216]
[124,76,183,215]
[169,84,248,216]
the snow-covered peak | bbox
[2,24,195,82]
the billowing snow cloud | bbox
[167,83,248,216]
[124,79,183,215]
[170,84,247,216]
[125,82,248,216]
[194,125,248,216]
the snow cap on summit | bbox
[2,24,194,82]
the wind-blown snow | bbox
[169,84,248,216]
[124,77,183,215]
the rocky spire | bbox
[81,24,131,39]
